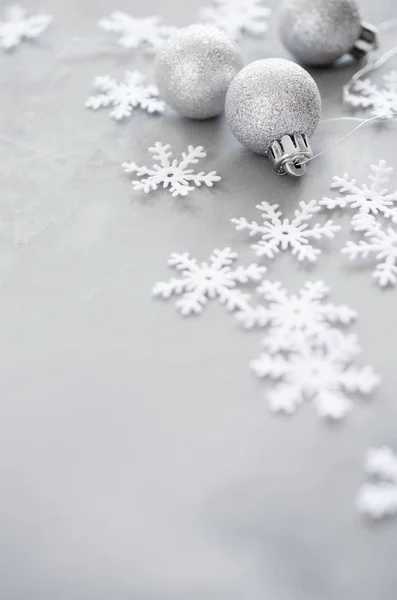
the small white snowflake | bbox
[232,200,340,263]
[344,70,397,118]
[357,447,397,519]
[321,161,397,222]
[98,11,176,53]
[236,280,357,352]
[153,247,266,316]
[251,335,380,419]
[85,71,164,120]
[0,4,52,50]
[342,213,397,287]
[122,142,221,197]
[199,0,271,42]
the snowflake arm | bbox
[85,71,164,120]
[0,5,52,50]
[123,143,221,197]
[357,447,397,518]
[152,248,266,316]
[98,12,176,53]
[342,214,397,287]
[199,0,271,41]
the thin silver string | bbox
[299,114,397,167]
[378,18,397,32]
[347,45,397,89]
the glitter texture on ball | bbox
[278,0,362,66]
[155,25,244,119]
[225,58,321,155]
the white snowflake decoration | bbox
[0,5,52,50]
[199,0,271,42]
[344,70,397,118]
[153,248,266,316]
[251,335,380,419]
[236,280,357,353]
[321,161,397,222]
[342,213,397,287]
[122,143,221,197]
[98,11,176,53]
[85,71,164,120]
[357,447,397,519]
[232,200,340,262]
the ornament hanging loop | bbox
[268,133,313,178]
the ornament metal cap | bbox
[268,133,313,178]
[350,22,379,60]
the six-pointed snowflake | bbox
[232,200,340,262]
[357,447,397,519]
[199,0,271,41]
[321,161,397,222]
[251,335,380,419]
[236,280,357,352]
[85,71,164,120]
[343,213,397,287]
[153,248,266,316]
[0,4,52,50]
[98,11,176,53]
[122,143,221,197]
[344,70,397,118]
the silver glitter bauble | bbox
[278,0,377,66]
[155,25,244,120]
[225,59,321,176]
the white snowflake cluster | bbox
[239,281,379,419]
[122,143,221,197]
[98,11,176,53]
[0,4,52,50]
[344,70,397,119]
[153,248,266,316]
[357,447,397,519]
[323,161,397,287]
[199,0,271,42]
[85,71,164,120]
[232,200,340,263]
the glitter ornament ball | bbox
[225,59,321,176]
[155,25,244,119]
[278,0,378,66]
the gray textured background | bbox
[0,1,397,598]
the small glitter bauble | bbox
[155,25,244,120]
[278,0,372,66]
[225,58,321,158]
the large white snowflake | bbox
[342,213,397,287]
[251,335,380,419]
[122,143,221,197]
[98,11,176,53]
[232,200,340,262]
[85,71,164,120]
[357,447,397,519]
[236,280,357,352]
[321,161,397,222]
[153,247,266,316]
[0,4,52,50]
[199,0,271,42]
[344,70,397,118]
